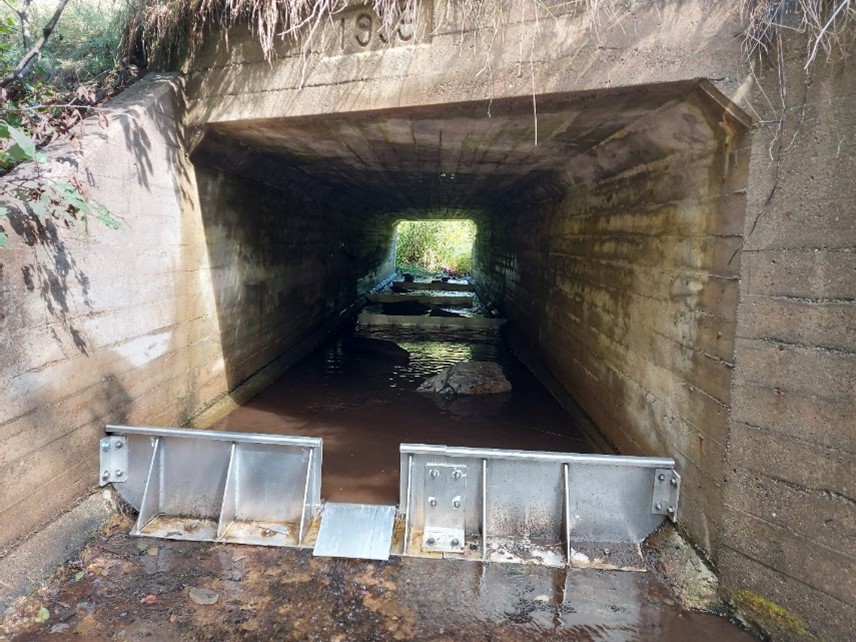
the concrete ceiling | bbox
[191,80,734,213]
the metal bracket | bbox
[422,463,467,553]
[99,436,128,486]
[651,468,681,521]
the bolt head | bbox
[115,470,124,477]
[670,477,678,487]
[667,506,675,514]
[452,500,460,509]
[655,502,663,511]
[101,471,110,481]
[429,498,437,507]
[451,539,460,547]
[452,470,462,480]
[101,442,110,452]
[430,469,439,478]
[115,441,123,449]
[657,473,666,482]
[426,537,436,546]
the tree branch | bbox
[1,0,71,89]
[19,0,33,50]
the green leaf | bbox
[95,207,120,230]
[34,607,50,623]
[8,145,32,162]
[6,125,36,160]
[30,201,49,218]
[74,570,85,581]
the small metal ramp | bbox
[313,503,396,560]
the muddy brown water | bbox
[211,327,593,505]
[1,324,757,641]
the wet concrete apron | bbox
[1,520,756,641]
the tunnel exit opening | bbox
[394,218,477,278]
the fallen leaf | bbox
[141,595,157,604]
[34,607,50,623]
[136,543,149,552]
[147,547,159,556]
[74,571,85,581]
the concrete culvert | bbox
[2,2,853,642]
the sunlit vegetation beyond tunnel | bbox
[395,219,476,277]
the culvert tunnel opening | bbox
[184,79,750,554]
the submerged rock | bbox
[382,300,430,316]
[402,273,416,282]
[418,361,512,396]
[342,337,410,362]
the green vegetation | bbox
[0,0,128,246]
[395,219,476,277]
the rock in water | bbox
[342,337,410,362]
[382,300,430,315]
[418,362,512,396]
[402,273,415,283]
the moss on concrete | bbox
[734,590,815,640]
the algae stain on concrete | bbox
[734,590,815,640]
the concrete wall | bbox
[475,90,749,555]
[0,76,220,549]
[718,40,856,642]
[192,165,394,389]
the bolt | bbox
[452,500,460,509]
[426,537,436,546]
[101,471,110,481]
[115,441,123,449]
[670,477,678,487]
[667,506,675,514]
[429,498,437,507]
[430,469,439,478]
[115,469,124,477]
[655,502,663,511]
[451,539,460,547]
[452,470,462,480]
[657,473,665,482]
[101,442,110,452]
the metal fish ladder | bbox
[100,426,680,569]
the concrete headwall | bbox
[180,3,853,640]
